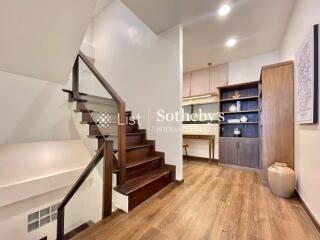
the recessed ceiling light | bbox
[226,38,237,48]
[219,4,231,16]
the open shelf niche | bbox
[218,81,261,138]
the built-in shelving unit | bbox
[218,81,261,169]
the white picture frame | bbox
[296,24,319,124]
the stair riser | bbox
[89,124,118,135]
[126,159,162,181]
[126,125,137,133]
[128,172,172,210]
[76,102,118,114]
[127,134,145,146]
[82,112,118,123]
[81,95,117,106]
[126,146,154,160]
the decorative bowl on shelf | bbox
[229,104,237,112]
[240,116,248,122]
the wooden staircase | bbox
[57,52,175,240]
[64,89,175,211]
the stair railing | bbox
[56,140,113,239]
[73,51,127,184]
[56,51,127,239]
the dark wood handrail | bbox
[77,51,127,184]
[78,51,124,104]
[58,143,104,210]
[57,140,114,240]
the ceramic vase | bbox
[268,162,295,198]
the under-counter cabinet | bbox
[220,138,260,169]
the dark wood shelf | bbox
[220,122,259,125]
[219,96,259,102]
[221,110,259,114]
[220,136,260,140]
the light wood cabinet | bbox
[261,61,294,183]
[209,64,228,92]
[190,68,209,96]
[183,72,191,97]
[183,63,228,97]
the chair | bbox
[183,144,189,160]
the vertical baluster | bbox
[103,140,113,218]
[56,208,65,240]
[118,104,126,184]
[72,55,80,100]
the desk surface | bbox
[183,134,214,139]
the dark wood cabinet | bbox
[219,137,238,166]
[237,138,260,168]
[219,137,260,169]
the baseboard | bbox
[218,163,261,173]
[295,191,320,233]
[183,155,218,163]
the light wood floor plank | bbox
[72,161,320,240]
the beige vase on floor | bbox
[268,162,295,198]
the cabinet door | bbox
[219,138,238,166]
[237,139,260,169]
[183,72,191,97]
[209,64,228,93]
[261,63,294,181]
[190,68,210,96]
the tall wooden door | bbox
[261,61,294,183]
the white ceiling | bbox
[121,0,295,72]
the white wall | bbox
[0,140,89,186]
[182,124,219,160]
[0,71,79,144]
[0,139,109,240]
[91,0,183,180]
[228,51,279,85]
[280,0,320,225]
[0,187,68,240]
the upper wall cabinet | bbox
[190,68,210,96]
[183,63,228,98]
[209,64,228,92]
[183,72,191,97]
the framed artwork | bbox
[296,24,319,124]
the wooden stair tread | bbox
[88,134,109,139]
[126,132,144,136]
[114,167,172,195]
[74,109,94,113]
[126,143,153,150]
[126,155,161,168]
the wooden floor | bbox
[73,160,320,240]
